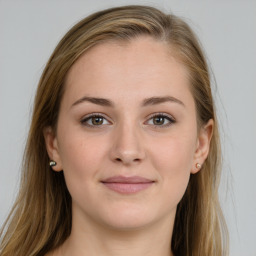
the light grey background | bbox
[0,1,255,255]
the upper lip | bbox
[101,176,154,184]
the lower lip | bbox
[102,182,154,194]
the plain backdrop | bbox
[0,0,255,255]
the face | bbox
[45,37,212,231]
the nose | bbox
[109,122,146,165]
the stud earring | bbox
[196,163,201,169]
[49,160,57,167]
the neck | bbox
[57,209,175,256]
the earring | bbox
[196,163,201,169]
[49,160,57,167]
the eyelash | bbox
[80,112,176,128]
[80,113,111,127]
[145,113,176,127]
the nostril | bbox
[115,157,140,163]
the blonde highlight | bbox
[0,5,228,256]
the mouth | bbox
[101,176,155,194]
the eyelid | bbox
[80,112,175,128]
[80,113,112,126]
[145,112,176,127]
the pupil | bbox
[92,117,103,125]
[154,116,164,125]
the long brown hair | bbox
[0,5,228,256]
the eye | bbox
[146,113,175,127]
[81,114,111,127]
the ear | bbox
[191,119,214,174]
[43,127,63,172]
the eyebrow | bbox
[142,96,185,107]
[71,96,185,108]
[71,96,114,108]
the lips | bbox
[102,176,153,183]
[101,176,155,194]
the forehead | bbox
[63,36,192,106]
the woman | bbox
[0,5,229,256]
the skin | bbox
[44,36,213,256]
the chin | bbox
[103,215,155,231]
[96,202,166,231]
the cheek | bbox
[151,134,196,173]
[58,134,111,210]
[149,133,196,201]
[57,128,108,190]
